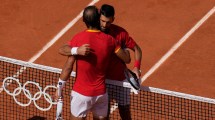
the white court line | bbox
[0,0,100,93]
[141,6,215,83]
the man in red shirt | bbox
[56,6,130,120]
[59,4,142,120]
[99,4,142,120]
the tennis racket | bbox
[124,68,140,91]
[56,82,63,120]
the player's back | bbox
[68,30,116,96]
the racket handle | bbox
[56,97,63,120]
[57,84,63,97]
[57,89,62,97]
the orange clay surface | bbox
[0,0,214,101]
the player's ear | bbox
[111,17,115,23]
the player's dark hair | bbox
[100,4,115,17]
[83,6,100,28]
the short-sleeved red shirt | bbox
[68,30,117,96]
[106,24,137,81]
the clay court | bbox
[0,0,215,119]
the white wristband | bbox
[71,47,78,55]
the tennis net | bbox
[0,56,214,120]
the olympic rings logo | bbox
[3,77,57,111]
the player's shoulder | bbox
[100,32,116,44]
[99,31,114,39]
[73,30,88,38]
[110,24,127,32]
[104,32,116,40]
[76,30,88,36]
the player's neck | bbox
[88,26,99,30]
[87,27,100,32]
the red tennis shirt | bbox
[106,24,137,81]
[68,30,117,96]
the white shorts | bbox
[107,79,131,106]
[70,91,108,118]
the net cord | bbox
[1,56,214,104]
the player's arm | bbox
[59,44,91,56]
[59,56,75,81]
[122,31,142,78]
[132,44,142,79]
[115,46,131,64]
[56,56,75,99]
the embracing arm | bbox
[59,44,91,56]
[59,45,73,56]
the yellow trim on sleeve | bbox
[86,30,100,32]
[115,46,121,53]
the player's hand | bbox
[132,67,141,79]
[77,44,91,56]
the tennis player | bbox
[56,6,130,120]
[59,4,142,120]
[99,4,142,120]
